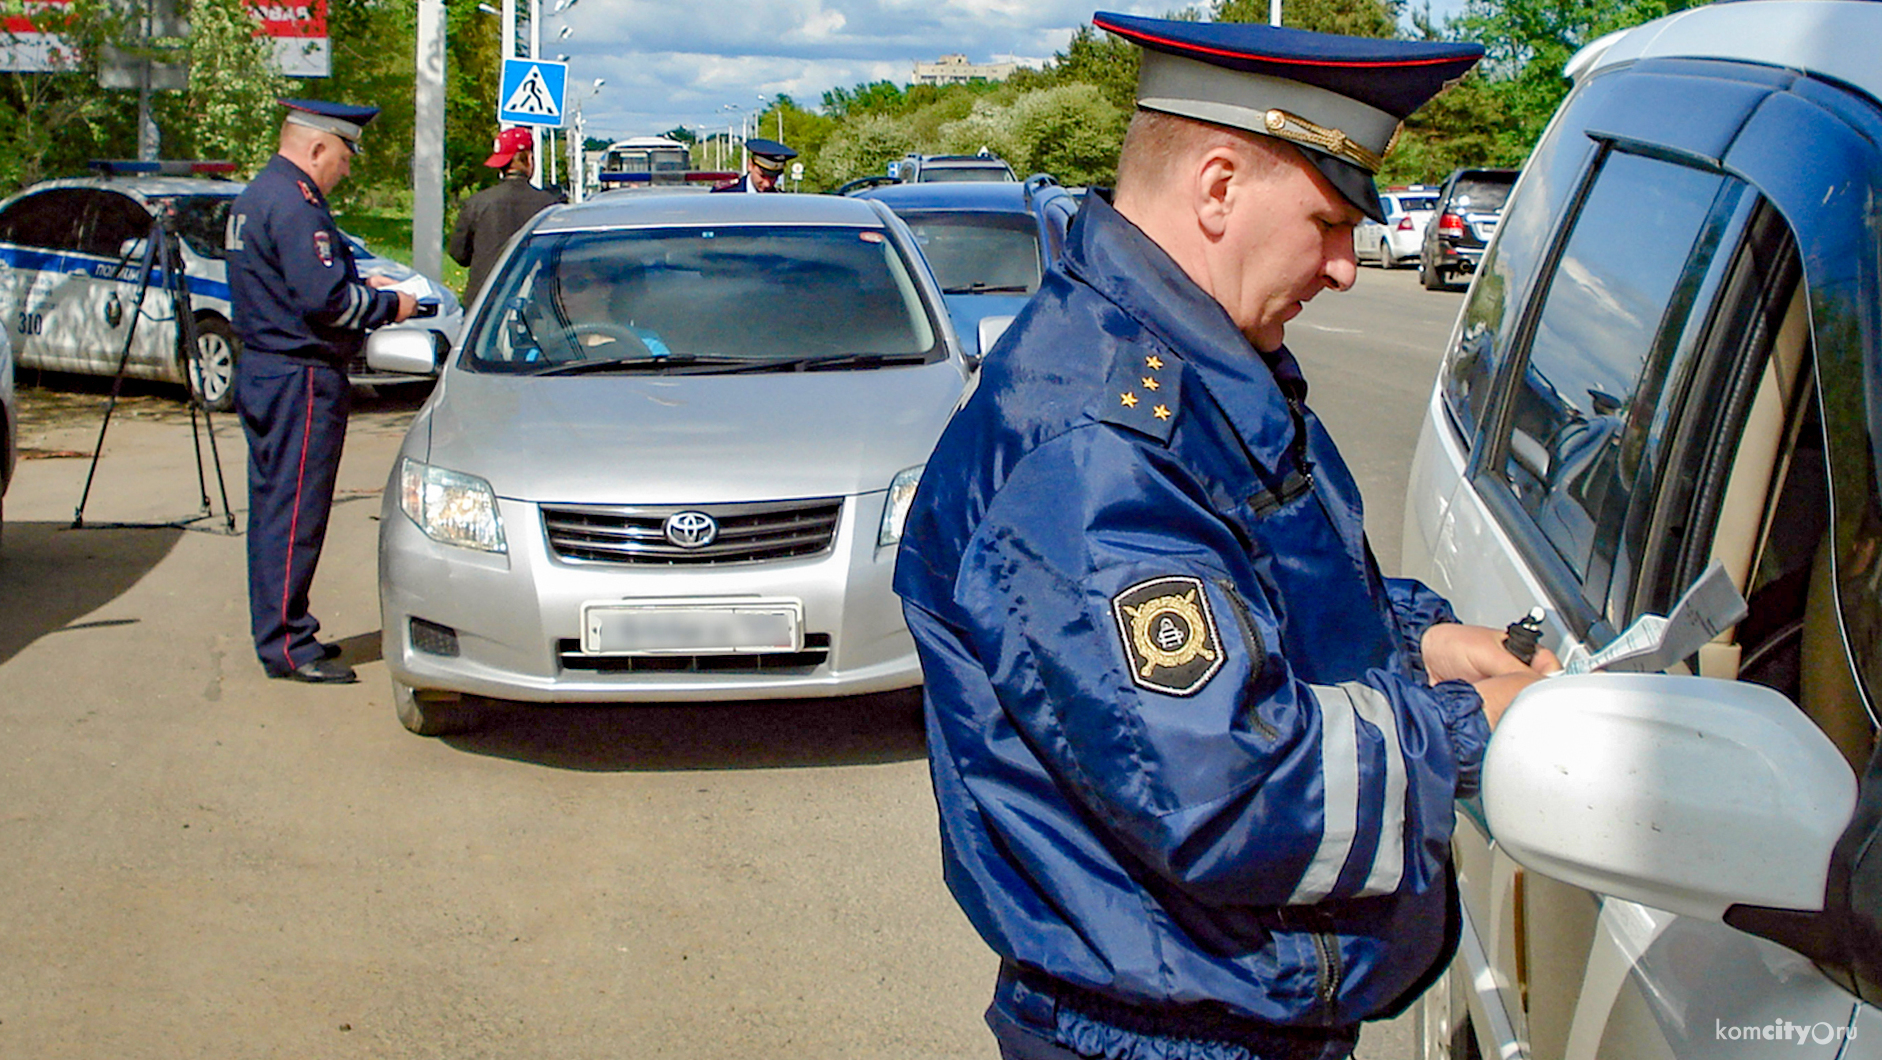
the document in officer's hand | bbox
[1560,561,1749,675]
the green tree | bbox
[173,0,286,174]
[1215,0,1400,37]
[810,112,913,188]
[0,0,144,191]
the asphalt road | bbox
[0,262,1466,1059]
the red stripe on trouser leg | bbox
[280,366,314,673]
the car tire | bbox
[1380,242,1398,270]
[1422,257,1445,290]
[393,679,482,736]
[188,316,240,413]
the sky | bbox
[523,0,1470,146]
[527,0,1166,144]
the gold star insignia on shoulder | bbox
[1145,355,1164,370]
[1120,391,1139,408]
[1153,405,1171,420]
[1142,376,1160,391]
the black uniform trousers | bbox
[237,350,351,676]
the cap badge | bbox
[1264,108,1383,173]
[1113,576,1223,696]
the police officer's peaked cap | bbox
[1093,12,1482,222]
[279,98,382,151]
[745,138,798,172]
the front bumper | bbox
[378,487,921,703]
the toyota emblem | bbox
[663,511,718,549]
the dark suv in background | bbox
[1419,167,1517,290]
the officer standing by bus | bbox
[226,98,415,684]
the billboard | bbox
[249,1,329,78]
[0,0,330,78]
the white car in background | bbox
[0,162,461,411]
[1355,185,1437,269]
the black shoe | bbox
[320,642,343,660]
[274,657,358,684]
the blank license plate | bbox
[582,603,801,655]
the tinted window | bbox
[0,189,97,250]
[84,191,152,257]
[1439,85,1609,442]
[1497,152,1739,593]
[1449,177,1513,213]
[1394,195,1437,213]
[464,225,939,373]
[153,195,235,260]
[898,211,1042,295]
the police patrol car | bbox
[0,160,462,411]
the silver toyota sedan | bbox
[369,191,972,734]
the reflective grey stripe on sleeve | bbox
[1350,683,1406,896]
[336,284,368,329]
[1288,682,1407,903]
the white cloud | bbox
[531,0,1167,140]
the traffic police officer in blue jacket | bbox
[893,15,1558,1059]
[226,99,415,684]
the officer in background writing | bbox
[711,138,796,193]
[226,98,415,685]
[893,14,1556,1059]
[448,126,565,305]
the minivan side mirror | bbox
[977,315,1016,363]
[1484,673,1857,920]
[365,327,446,377]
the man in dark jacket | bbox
[448,126,564,304]
[710,137,796,193]
[893,14,1557,1060]
[226,98,415,684]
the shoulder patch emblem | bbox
[1112,575,1224,696]
[313,230,334,267]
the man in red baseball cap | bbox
[448,126,564,303]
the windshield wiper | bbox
[943,282,1031,294]
[531,353,756,376]
[776,352,934,371]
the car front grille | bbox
[556,634,832,673]
[540,498,843,566]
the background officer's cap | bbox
[745,138,798,173]
[1093,12,1482,222]
[279,98,381,153]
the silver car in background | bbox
[371,192,971,734]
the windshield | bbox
[918,167,1014,183]
[462,224,940,374]
[1394,196,1438,213]
[897,211,1041,296]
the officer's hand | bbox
[1473,670,1546,728]
[1422,622,1559,685]
[391,290,417,322]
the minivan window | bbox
[464,225,940,373]
[1439,85,1608,442]
[1497,152,1738,596]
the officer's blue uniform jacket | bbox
[226,154,399,362]
[893,194,1488,1056]
[224,152,400,676]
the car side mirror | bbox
[976,315,1016,363]
[1484,673,1857,920]
[365,327,446,377]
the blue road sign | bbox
[498,58,567,128]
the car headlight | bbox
[878,464,924,550]
[399,457,507,553]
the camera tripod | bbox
[71,207,237,533]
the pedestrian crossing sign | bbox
[498,58,567,127]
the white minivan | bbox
[1402,3,1882,1057]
